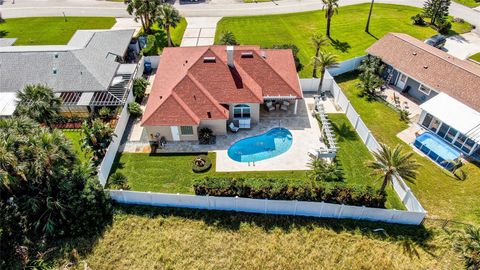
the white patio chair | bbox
[280,101,289,111]
[266,101,275,112]
[229,122,240,133]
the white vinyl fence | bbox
[109,190,426,225]
[300,72,333,93]
[97,61,143,185]
[327,69,426,214]
[327,55,366,76]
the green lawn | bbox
[328,114,405,210]
[215,4,472,78]
[62,130,91,163]
[110,152,307,194]
[453,0,480,7]
[0,17,116,45]
[469,52,480,62]
[64,205,461,269]
[336,72,480,225]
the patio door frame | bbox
[171,126,180,141]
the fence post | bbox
[345,102,351,115]
[365,131,372,146]
[264,198,268,214]
[359,206,366,220]
[148,191,152,205]
[319,201,325,217]
[235,196,238,212]
[335,85,341,102]
[294,200,298,216]
[354,115,360,129]
[206,194,210,210]
[338,204,345,218]
[121,189,126,203]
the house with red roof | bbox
[141,45,302,141]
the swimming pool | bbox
[414,132,460,170]
[227,128,293,162]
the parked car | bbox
[424,35,446,48]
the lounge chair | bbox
[229,122,240,133]
[266,101,275,112]
[280,101,289,111]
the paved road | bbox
[1,0,479,27]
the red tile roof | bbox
[141,45,302,126]
[366,33,480,112]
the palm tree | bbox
[157,4,182,47]
[455,226,480,270]
[311,51,339,95]
[310,32,329,78]
[81,119,116,165]
[124,0,161,33]
[365,0,375,33]
[14,84,62,128]
[322,0,339,38]
[366,143,421,194]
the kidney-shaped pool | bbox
[227,128,293,162]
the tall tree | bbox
[365,0,375,32]
[157,4,182,47]
[124,0,161,33]
[322,0,339,38]
[0,117,112,268]
[366,143,421,194]
[423,0,451,26]
[311,51,339,95]
[81,119,115,165]
[14,84,62,128]
[310,32,329,78]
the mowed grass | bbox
[215,4,472,78]
[469,52,480,62]
[71,205,462,269]
[110,152,307,194]
[336,72,480,224]
[453,0,480,7]
[62,130,91,163]
[0,17,116,45]
[327,113,405,210]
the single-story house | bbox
[141,45,302,142]
[367,33,480,157]
[0,29,140,117]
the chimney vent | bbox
[227,46,234,67]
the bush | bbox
[108,172,130,190]
[98,107,111,118]
[307,157,343,182]
[192,155,212,173]
[133,77,149,102]
[199,127,215,145]
[193,177,387,208]
[437,20,452,35]
[128,102,143,117]
[142,34,160,56]
[452,17,464,23]
[219,31,239,45]
[399,109,410,122]
[411,14,426,26]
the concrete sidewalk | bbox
[181,17,221,47]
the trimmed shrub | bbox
[193,177,386,208]
[411,14,426,26]
[437,20,452,35]
[199,127,215,145]
[192,155,212,173]
[133,77,149,102]
[98,107,111,118]
[219,31,239,45]
[108,172,130,190]
[128,102,143,118]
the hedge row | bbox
[193,177,386,208]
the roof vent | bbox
[241,52,254,58]
[53,68,57,74]
[203,57,216,63]
[207,112,212,118]
[412,52,417,56]
[423,65,428,69]
[159,96,163,99]
[54,53,59,58]
[261,51,267,59]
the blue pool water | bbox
[414,132,460,169]
[227,128,293,162]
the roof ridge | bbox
[186,73,229,118]
[391,33,480,77]
[232,63,264,102]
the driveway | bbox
[1,0,479,28]
[180,17,221,47]
[443,31,480,60]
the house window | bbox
[233,104,251,119]
[418,84,432,95]
[180,126,194,135]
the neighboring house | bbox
[0,29,140,117]
[141,45,302,142]
[367,33,480,157]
